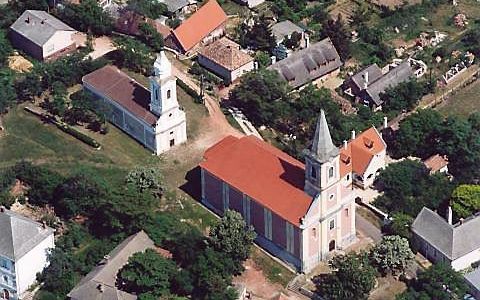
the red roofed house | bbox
[340,127,387,189]
[200,111,358,272]
[165,0,227,55]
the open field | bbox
[437,79,480,117]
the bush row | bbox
[177,78,203,103]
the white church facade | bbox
[82,51,187,154]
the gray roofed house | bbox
[344,64,383,96]
[68,231,171,300]
[465,268,480,299]
[0,208,55,300]
[271,20,305,44]
[161,0,197,17]
[359,60,414,107]
[0,208,54,261]
[268,38,342,89]
[9,10,77,60]
[412,207,480,271]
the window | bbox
[329,219,335,230]
[312,227,316,238]
[167,89,171,99]
[170,131,174,135]
[329,240,335,251]
[329,194,335,201]
[345,208,349,217]
[2,276,7,285]
[329,167,334,178]
[311,166,317,179]
[169,113,173,117]
[169,139,175,147]
[346,174,350,181]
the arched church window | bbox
[167,89,171,99]
[312,227,316,238]
[310,166,317,178]
[328,166,334,178]
[329,240,336,251]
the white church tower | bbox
[150,51,187,154]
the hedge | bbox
[55,123,101,149]
[177,78,203,103]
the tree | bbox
[209,210,256,273]
[321,15,350,60]
[373,159,453,216]
[58,0,114,35]
[127,0,167,19]
[392,109,444,158]
[117,249,177,297]
[138,22,164,52]
[381,79,426,113]
[370,235,414,276]
[239,16,276,52]
[384,212,413,239]
[255,51,271,68]
[38,248,78,297]
[125,166,163,193]
[316,252,376,300]
[0,69,17,113]
[189,247,238,300]
[398,263,468,300]
[0,30,12,67]
[451,184,480,219]
[283,31,302,49]
[53,174,105,219]
[113,36,154,74]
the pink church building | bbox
[200,110,363,272]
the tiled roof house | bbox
[198,37,254,84]
[165,0,227,54]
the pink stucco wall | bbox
[341,205,353,237]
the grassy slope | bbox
[438,79,480,117]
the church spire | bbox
[310,110,339,162]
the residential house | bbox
[161,0,197,18]
[340,127,386,189]
[423,154,449,174]
[355,60,414,110]
[343,64,383,98]
[412,207,480,271]
[115,10,171,39]
[0,207,55,300]
[271,20,305,46]
[68,231,171,300]
[198,37,254,84]
[9,10,77,61]
[200,110,357,272]
[465,268,480,299]
[267,38,342,90]
[82,51,187,155]
[165,0,227,55]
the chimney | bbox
[447,206,453,225]
[351,130,356,140]
[42,221,48,229]
[25,16,30,23]
[363,71,369,89]
[305,34,310,48]
[270,56,276,64]
[383,116,388,128]
[343,140,348,149]
[254,61,258,70]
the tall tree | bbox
[239,16,276,52]
[117,249,177,297]
[398,263,468,300]
[0,30,12,67]
[451,184,480,219]
[321,15,350,60]
[0,69,17,113]
[316,252,376,300]
[58,0,114,35]
[209,210,256,274]
[113,36,154,74]
[370,235,414,276]
[138,22,164,52]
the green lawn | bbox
[438,79,480,117]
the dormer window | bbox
[363,137,374,148]
[167,89,171,99]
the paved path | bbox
[356,210,383,243]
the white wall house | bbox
[0,208,55,300]
[412,207,480,271]
[9,10,76,61]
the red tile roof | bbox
[339,127,386,177]
[172,0,227,52]
[82,65,158,125]
[200,135,311,226]
[424,154,448,172]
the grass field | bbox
[438,79,480,117]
